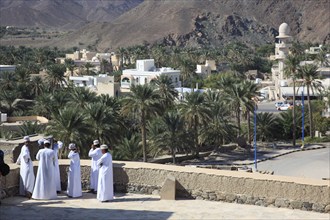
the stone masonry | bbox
[1,160,329,213]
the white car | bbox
[275,102,285,108]
[277,104,293,111]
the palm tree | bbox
[151,111,185,164]
[30,76,44,97]
[297,64,323,137]
[256,112,280,141]
[121,84,162,162]
[84,62,95,75]
[0,90,22,116]
[178,57,195,87]
[19,121,43,136]
[220,78,255,138]
[0,71,16,91]
[115,134,142,161]
[116,47,127,70]
[100,59,109,74]
[152,75,178,111]
[85,102,120,145]
[202,90,236,149]
[279,109,303,140]
[64,58,76,76]
[284,54,301,147]
[47,106,91,158]
[46,64,67,90]
[69,87,97,109]
[179,92,210,157]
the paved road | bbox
[1,193,329,220]
[257,101,281,113]
[257,147,330,179]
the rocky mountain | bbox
[0,0,329,50]
[0,0,143,29]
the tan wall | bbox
[1,160,329,212]
[7,116,49,124]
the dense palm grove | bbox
[0,43,329,163]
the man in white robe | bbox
[53,140,63,193]
[88,140,102,193]
[32,140,57,200]
[67,143,82,198]
[97,144,114,202]
[16,136,35,198]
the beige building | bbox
[69,75,120,97]
[196,60,216,76]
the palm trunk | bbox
[171,147,176,164]
[194,115,199,158]
[141,110,147,162]
[247,111,251,144]
[292,80,296,147]
[307,84,313,137]
[236,108,241,137]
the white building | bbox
[271,23,292,100]
[121,59,181,89]
[0,65,16,73]
[69,74,120,97]
[196,60,216,76]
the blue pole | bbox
[254,103,257,170]
[301,88,305,148]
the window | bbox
[145,78,148,84]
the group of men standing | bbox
[16,136,114,202]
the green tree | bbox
[256,112,279,141]
[121,84,162,162]
[297,64,323,137]
[46,64,67,90]
[115,134,142,161]
[179,92,210,157]
[152,75,178,111]
[84,62,95,75]
[30,76,44,97]
[85,102,120,145]
[284,54,301,147]
[69,87,97,109]
[150,111,185,164]
[47,107,91,158]
[19,121,43,136]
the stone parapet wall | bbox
[1,160,329,213]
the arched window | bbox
[122,77,130,83]
[144,78,148,84]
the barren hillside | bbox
[0,0,329,50]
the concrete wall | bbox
[1,160,329,213]
[7,116,49,124]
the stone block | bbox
[275,198,290,208]
[237,195,247,204]
[255,199,266,207]
[209,193,217,201]
[325,204,330,213]
[290,200,303,209]
[312,203,325,212]
[216,192,226,201]
[226,193,237,202]
[160,175,176,200]
[302,202,313,211]
[246,196,258,205]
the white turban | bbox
[100,144,108,150]
[44,140,50,144]
[93,140,99,145]
[69,143,76,150]
[38,138,45,145]
[57,141,63,148]
[23,136,30,142]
